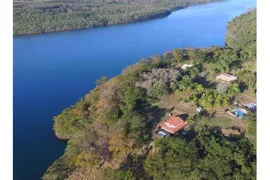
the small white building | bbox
[196,106,203,113]
[181,64,193,70]
[216,73,237,82]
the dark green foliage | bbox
[144,128,256,180]
[115,169,136,180]
[226,9,256,76]
[185,63,202,79]
[13,0,222,35]
[171,48,184,64]
[243,111,256,145]
[118,74,166,143]
[42,139,80,180]
[207,49,240,74]
[53,102,90,137]
[116,155,147,179]
[237,71,256,93]
[42,153,75,180]
[53,88,99,138]
[176,75,240,109]
[226,9,256,51]
[193,49,208,62]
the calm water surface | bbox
[13,0,256,179]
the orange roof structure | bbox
[160,116,187,134]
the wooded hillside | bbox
[13,0,222,35]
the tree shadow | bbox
[144,105,166,134]
[194,77,217,89]
[238,82,248,93]
[200,110,210,116]
[175,125,196,142]
[178,113,189,120]
[119,154,146,177]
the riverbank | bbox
[55,132,69,141]
[13,9,172,36]
[13,0,223,35]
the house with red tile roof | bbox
[160,116,187,134]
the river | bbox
[13,0,256,179]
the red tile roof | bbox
[160,116,187,134]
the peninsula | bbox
[43,9,256,180]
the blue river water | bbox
[13,0,256,179]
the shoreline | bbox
[54,131,69,142]
[13,0,225,36]
[13,9,173,36]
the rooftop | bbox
[216,73,237,82]
[160,116,187,134]
[181,64,193,70]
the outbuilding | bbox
[181,64,193,71]
[216,73,237,82]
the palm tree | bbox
[228,83,240,97]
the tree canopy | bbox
[13,0,223,35]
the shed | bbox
[196,106,203,113]
[181,64,193,70]
[216,73,237,82]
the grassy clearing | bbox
[235,92,256,104]
[155,93,249,138]
[155,93,196,116]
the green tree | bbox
[95,76,109,86]
[115,170,136,180]
[172,48,184,64]
[194,50,207,62]
[187,66,200,79]
[227,83,240,97]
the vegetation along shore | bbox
[13,0,223,35]
[43,9,256,180]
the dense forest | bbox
[13,0,223,35]
[43,10,256,180]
